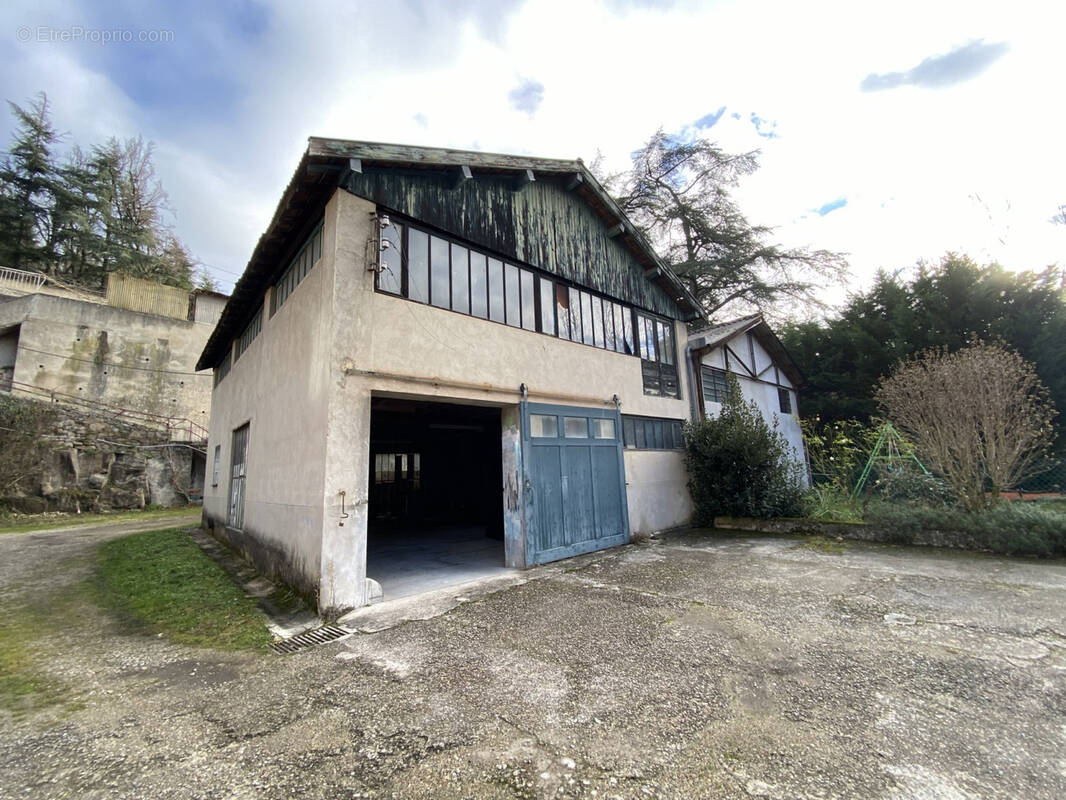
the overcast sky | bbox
[2,0,1062,307]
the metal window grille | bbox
[271,223,323,315]
[701,366,730,405]
[621,415,685,450]
[228,424,249,529]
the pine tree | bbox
[0,93,60,271]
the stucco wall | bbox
[0,293,214,426]
[207,186,698,611]
[201,220,336,600]
[699,334,807,479]
[625,450,693,534]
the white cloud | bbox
[0,0,1061,299]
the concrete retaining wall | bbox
[713,516,987,550]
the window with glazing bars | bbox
[271,223,323,315]
[621,415,685,450]
[701,366,730,405]
[376,216,657,361]
[214,350,231,386]
[235,305,262,360]
[636,312,680,398]
[228,423,249,529]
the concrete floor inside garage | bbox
[366,397,513,600]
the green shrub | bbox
[865,501,1066,557]
[872,469,957,507]
[684,375,805,523]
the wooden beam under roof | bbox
[448,164,473,190]
[511,169,535,192]
[606,223,626,238]
[338,157,363,186]
[565,173,584,191]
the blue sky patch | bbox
[694,106,726,130]
[508,78,544,115]
[815,197,848,216]
[749,112,778,139]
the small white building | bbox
[197,139,707,614]
[688,314,808,476]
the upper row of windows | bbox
[378,217,680,397]
[219,224,324,382]
[217,216,681,401]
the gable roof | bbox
[197,138,706,371]
[689,314,804,388]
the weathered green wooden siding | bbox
[342,170,682,319]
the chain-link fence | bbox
[1010,458,1065,496]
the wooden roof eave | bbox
[690,317,805,389]
[197,139,708,370]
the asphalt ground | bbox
[1,525,1064,799]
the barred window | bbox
[271,223,323,315]
[621,415,685,450]
[701,366,730,404]
[235,305,262,360]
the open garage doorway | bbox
[367,397,512,600]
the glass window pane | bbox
[540,278,556,335]
[580,292,594,345]
[591,297,604,348]
[470,252,488,318]
[529,414,558,438]
[622,417,635,448]
[430,236,450,308]
[505,264,521,327]
[634,420,647,449]
[622,307,634,355]
[641,316,656,360]
[404,228,427,303]
[651,420,664,449]
[379,222,403,295]
[604,302,617,351]
[520,269,536,331]
[451,243,470,314]
[568,288,582,342]
[658,320,674,365]
[592,418,616,439]
[313,229,322,263]
[563,417,589,438]
[488,258,505,322]
[555,283,570,340]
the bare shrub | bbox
[876,343,1057,510]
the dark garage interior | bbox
[366,397,511,599]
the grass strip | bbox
[94,527,272,652]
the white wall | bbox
[202,216,336,599]
[207,186,698,611]
[698,331,807,481]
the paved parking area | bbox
[2,527,1065,799]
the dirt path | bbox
[2,528,1065,799]
[0,514,199,590]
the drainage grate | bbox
[271,624,350,654]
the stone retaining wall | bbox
[0,393,201,513]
